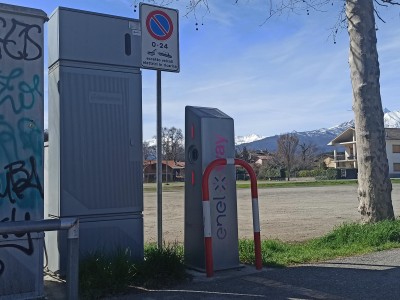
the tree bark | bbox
[346,0,394,222]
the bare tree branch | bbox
[381,0,400,5]
[184,0,210,18]
[374,7,386,23]
[374,0,388,7]
[328,2,346,44]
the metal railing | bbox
[334,154,357,161]
[0,218,79,300]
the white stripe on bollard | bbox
[226,158,235,165]
[202,201,212,237]
[252,198,260,233]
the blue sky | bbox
[8,0,400,140]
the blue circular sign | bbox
[146,10,173,41]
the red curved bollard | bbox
[201,158,262,277]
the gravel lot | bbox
[144,184,400,243]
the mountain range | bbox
[235,134,265,145]
[236,109,400,153]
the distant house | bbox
[253,153,275,166]
[327,128,400,178]
[143,160,185,183]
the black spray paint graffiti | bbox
[0,68,42,114]
[0,156,44,204]
[0,17,42,61]
[0,208,33,276]
[0,156,41,276]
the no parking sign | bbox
[140,3,179,72]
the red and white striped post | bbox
[201,158,262,277]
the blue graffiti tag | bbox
[0,115,19,162]
[18,118,42,161]
[0,17,42,61]
[0,68,42,114]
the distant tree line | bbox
[236,133,321,181]
[144,128,325,181]
[143,126,184,161]
[48,125,320,181]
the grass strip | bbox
[133,243,189,288]
[79,220,400,298]
[237,179,357,189]
[240,219,400,267]
[79,243,188,299]
[143,179,400,192]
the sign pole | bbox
[156,70,163,249]
[140,3,179,250]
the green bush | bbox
[298,169,326,177]
[258,167,282,179]
[298,168,340,180]
[326,168,340,180]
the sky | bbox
[7,0,400,140]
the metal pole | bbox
[67,220,79,300]
[156,70,163,248]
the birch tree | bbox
[346,0,394,222]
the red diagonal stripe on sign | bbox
[151,14,168,36]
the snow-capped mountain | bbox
[238,109,400,153]
[144,138,156,147]
[145,134,265,146]
[143,110,400,153]
[384,110,400,128]
[235,134,265,145]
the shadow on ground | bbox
[45,249,400,299]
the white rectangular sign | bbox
[140,3,180,72]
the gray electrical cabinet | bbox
[47,7,143,275]
[184,106,240,271]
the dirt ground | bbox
[144,184,400,243]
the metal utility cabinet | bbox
[47,7,143,274]
[184,106,240,271]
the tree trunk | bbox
[346,0,394,222]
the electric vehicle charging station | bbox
[184,106,240,271]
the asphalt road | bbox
[45,248,400,299]
[113,248,400,300]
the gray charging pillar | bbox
[184,106,239,271]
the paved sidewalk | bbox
[44,248,400,299]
